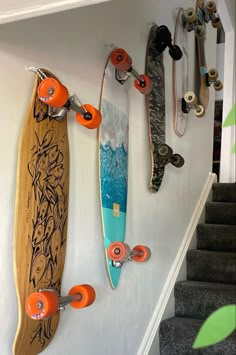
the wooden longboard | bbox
[145,24,166,193]
[196,0,209,109]
[99,56,129,289]
[173,8,189,137]
[13,71,69,355]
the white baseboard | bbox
[137,172,217,355]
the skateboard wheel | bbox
[108,242,131,262]
[194,105,205,118]
[38,78,69,108]
[170,154,185,168]
[169,45,183,61]
[184,8,197,23]
[25,291,59,320]
[110,48,132,72]
[158,144,173,158]
[76,104,102,129]
[212,18,221,28]
[214,80,223,91]
[134,74,153,95]
[133,245,151,262]
[69,284,96,309]
[207,1,216,14]
[184,91,197,106]
[208,68,218,81]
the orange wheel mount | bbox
[133,245,151,262]
[69,284,96,309]
[25,291,59,320]
[108,242,131,262]
[38,77,69,108]
[76,104,102,129]
[110,48,132,72]
[134,75,153,95]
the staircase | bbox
[159,182,236,354]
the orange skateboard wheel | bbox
[69,284,96,309]
[133,245,151,262]
[38,77,69,108]
[134,75,153,95]
[110,48,132,72]
[76,104,102,129]
[108,242,131,262]
[25,291,59,320]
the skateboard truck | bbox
[184,1,221,35]
[155,25,183,60]
[203,1,221,28]
[158,144,185,168]
[183,8,205,37]
[25,284,96,320]
[108,242,151,268]
[184,91,205,118]
[108,46,153,94]
[27,67,102,128]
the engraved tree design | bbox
[27,98,68,348]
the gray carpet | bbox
[159,183,236,354]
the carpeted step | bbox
[212,182,236,202]
[159,316,236,354]
[197,224,236,252]
[205,202,236,225]
[187,250,236,284]
[175,281,236,319]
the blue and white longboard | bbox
[99,56,129,289]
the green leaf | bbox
[193,304,236,349]
[223,104,236,127]
[231,143,236,154]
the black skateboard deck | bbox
[146,24,166,193]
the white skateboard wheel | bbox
[184,91,197,106]
[214,80,223,91]
[208,68,218,81]
[184,8,197,23]
[207,1,216,14]
[194,105,205,118]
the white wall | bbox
[0,0,216,354]
[218,0,236,182]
